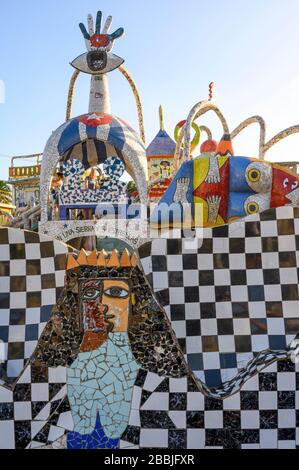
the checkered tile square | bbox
[0,228,71,387]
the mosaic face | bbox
[79,278,131,352]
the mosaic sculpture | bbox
[1,9,299,450]
[151,140,299,228]
[147,106,176,202]
[1,208,299,448]
[39,10,148,240]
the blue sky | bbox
[1,0,299,179]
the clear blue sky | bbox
[1,0,299,179]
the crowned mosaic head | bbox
[30,248,189,448]
[33,248,187,376]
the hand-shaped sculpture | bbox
[71,11,124,75]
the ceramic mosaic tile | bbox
[0,228,72,387]
[139,206,299,394]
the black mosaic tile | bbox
[204,396,223,410]
[262,237,278,252]
[212,225,229,238]
[166,239,182,255]
[169,393,187,410]
[259,410,278,429]
[155,379,169,392]
[168,271,184,287]
[248,285,265,302]
[285,318,299,334]
[278,428,296,440]
[31,401,48,419]
[230,270,247,285]
[246,253,262,269]
[223,411,241,429]
[277,219,294,235]
[259,373,277,391]
[217,319,234,335]
[9,243,25,260]
[184,286,199,302]
[170,305,186,321]
[26,259,41,275]
[0,403,14,420]
[14,420,31,449]
[245,221,261,237]
[140,410,174,428]
[138,241,151,259]
[213,253,229,269]
[7,342,24,360]
[250,318,267,335]
[40,241,55,258]
[140,390,151,408]
[215,285,231,302]
[0,261,9,277]
[186,411,204,428]
[266,302,283,317]
[202,336,218,352]
[263,269,280,284]
[199,270,214,286]
[277,360,295,373]
[182,254,198,270]
[134,369,147,387]
[0,228,8,243]
[279,251,297,267]
[200,303,216,319]
[13,384,31,401]
[168,429,187,449]
[281,284,299,301]
[186,320,201,336]
[229,238,245,253]
[10,276,26,292]
[277,391,295,409]
[151,255,167,271]
[235,335,252,352]
[240,391,259,410]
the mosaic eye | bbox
[71,51,124,75]
[246,201,259,214]
[283,177,289,188]
[83,288,100,300]
[104,286,129,298]
[245,161,272,193]
[247,168,260,182]
[291,181,298,190]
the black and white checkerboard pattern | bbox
[0,362,73,449]
[139,206,299,389]
[0,228,71,386]
[120,362,299,449]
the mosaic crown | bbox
[66,248,138,270]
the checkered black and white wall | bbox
[0,228,71,387]
[139,206,299,389]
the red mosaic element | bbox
[271,166,299,207]
[78,113,113,127]
[90,34,110,48]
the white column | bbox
[88,74,111,114]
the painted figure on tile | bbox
[67,275,140,445]
[26,248,189,449]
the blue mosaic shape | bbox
[67,414,119,449]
